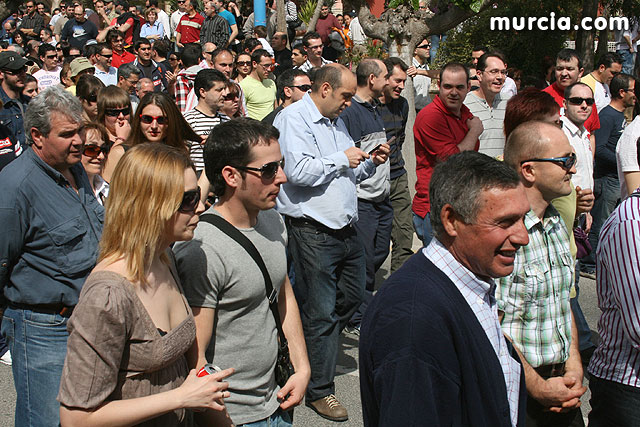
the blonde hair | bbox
[99,143,194,285]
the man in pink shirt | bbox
[413,62,483,245]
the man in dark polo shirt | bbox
[0,51,33,150]
[412,62,483,246]
[0,86,104,427]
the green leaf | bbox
[469,0,483,13]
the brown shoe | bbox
[306,394,348,422]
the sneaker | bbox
[580,270,596,280]
[306,394,348,422]
[0,351,11,366]
[344,325,360,336]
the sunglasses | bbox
[567,97,595,106]
[83,144,110,157]
[105,107,131,117]
[100,53,112,59]
[291,84,311,92]
[232,158,284,180]
[236,61,251,66]
[84,93,98,103]
[416,44,431,49]
[179,187,201,212]
[520,152,577,170]
[223,93,239,101]
[3,67,27,76]
[139,114,168,124]
[45,54,58,59]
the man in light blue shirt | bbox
[274,63,389,422]
[93,43,118,86]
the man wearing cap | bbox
[61,5,99,49]
[0,51,34,149]
[67,57,95,95]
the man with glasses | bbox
[407,38,435,111]
[0,85,104,427]
[60,5,98,49]
[175,118,310,427]
[200,42,217,69]
[463,52,510,158]
[33,43,61,89]
[133,37,168,92]
[500,121,586,427]
[18,1,45,41]
[171,0,187,40]
[580,52,623,112]
[117,63,141,110]
[240,49,276,120]
[93,42,118,86]
[0,51,33,149]
[298,31,331,72]
[262,68,310,125]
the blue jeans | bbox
[412,211,433,247]
[581,176,619,272]
[286,221,365,401]
[1,307,70,427]
[589,375,640,427]
[617,49,636,75]
[350,198,394,327]
[239,408,292,426]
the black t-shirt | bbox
[273,48,292,78]
[61,18,98,49]
[594,105,626,179]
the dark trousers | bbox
[389,173,415,273]
[589,375,640,427]
[286,220,365,401]
[572,262,595,351]
[349,197,393,327]
[581,176,619,271]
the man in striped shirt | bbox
[500,121,587,426]
[588,187,640,426]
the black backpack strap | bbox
[199,213,287,345]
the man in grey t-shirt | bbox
[174,118,309,426]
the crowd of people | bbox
[1,0,640,426]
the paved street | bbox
[0,254,602,426]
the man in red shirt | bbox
[314,3,342,61]
[413,62,484,245]
[543,48,600,136]
[106,29,136,68]
[176,0,205,48]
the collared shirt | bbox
[176,13,204,44]
[297,57,332,73]
[0,147,104,306]
[425,239,521,427]
[463,91,509,158]
[18,12,44,39]
[200,14,229,48]
[274,92,376,229]
[94,66,118,87]
[561,115,593,190]
[111,49,136,68]
[139,20,164,40]
[497,208,574,368]
[413,95,478,217]
[616,115,640,199]
[588,190,640,387]
[544,82,600,134]
[0,86,29,148]
[410,56,431,110]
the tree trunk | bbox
[576,0,598,71]
[308,0,324,32]
[276,0,287,33]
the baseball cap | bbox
[70,57,95,78]
[0,51,34,71]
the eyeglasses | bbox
[259,62,274,69]
[83,144,110,157]
[483,69,508,76]
[56,46,63,51]
[45,55,58,59]
[567,97,595,106]
[2,67,27,76]
[416,44,431,49]
[169,57,178,61]
[179,187,201,212]
[231,158,284,180]
[291,84,312,92]
[236,61,251,66]
[520,152,577,170]
[84,93,98,103]
[139,114,168,124]
[204,51,214,55]
[223,93,238,101]
[100,53,112,59]
[104,107,131,117]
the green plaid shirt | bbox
[497,207,574,368]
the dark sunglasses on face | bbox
[45,54,58,60]
[3,67,27,76]
[291,84,312,92]
[100,53,112,59]
[520,152,577,170]
[223,93,238,101]
[567,97,595,106]
[232,158,284,180]
[83,144,110,157]
[416,44,431,49]
[179,186,201,212]
[105,107,131,117]
[236,61,251,66]
[84,93,98,103]
[139,114,168,124]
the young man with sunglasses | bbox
[0,51,34,149]
[580,52,623,113]
[92,42,117,86]
[500,121,586,427]
[33,44,61,90]
[406,38,434,111]
[240,48,276,120]
[174,118,310,427]
[262,68,310,125]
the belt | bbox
[9,302,75,318]
[534,362,566,378]
[284,215,353,237]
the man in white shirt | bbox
[33,43,61,89]
[580,52,623,112]
[561,82,594,191]
[616,115,640,199]
[406,38,433,111]
[93,42,118,86]
[170,0,186,40]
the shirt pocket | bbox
[47,216,94,275]
[521,261,550,319]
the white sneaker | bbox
[0,351,11,366]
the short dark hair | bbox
[610,73,636,99]
[311,65,343,92]
[76,74,106,101]
[134,38,152,51]
[563,82,592,99]
[383,57,408,78]
[211,47,232,63]
[95,42,111,55]
[204,118,280,196]
[194,68,228,99]
[242,38,262,53]
[472,45,489,54]
[556,48,583,69]
[302,31,321,48]
[254,25,267,39]
[439,62,469,82]
[251,48,271,64]
[596,52,623,69]
[41,27,52,37]
[355,58,384,86]
[430,151,520,238]
[106,29,124,44]
[118,62,141,80]
[83,43,99,58]
[476,52,507,71]
[38,43,56,57]
[148,0,159,6]
[276,68,308,101]
[181,43,202,68]
[115,0,129,9]
[152,39,169,58]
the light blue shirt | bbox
[274,93,376,229]
[94,66,118,87]
[140,21,164,40]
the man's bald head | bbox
[504,121,565,170]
